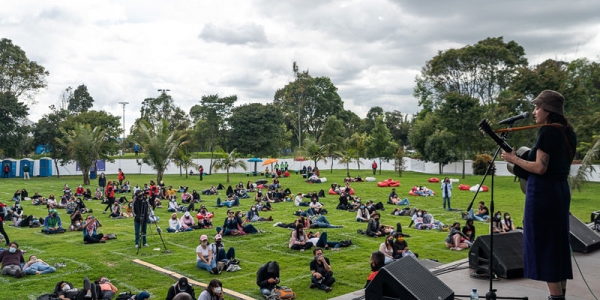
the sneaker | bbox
[143,244,149,247]
[267,216,273,221]
[135,244,139,248]
[325,286,333,292]
[309,283,317,289]
[85,290,92,298]
[300,249,305,252]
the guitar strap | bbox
[495,123,574,162]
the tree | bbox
[362,106,384,134]
[274,64,343,148]
[384,110,412,147]
[0,92,29,157]
[133,119,188,183]
[31,108,70,177]
[0,38,49,103]
[338,147,359,177]
[408,113,438,160]
[348,133,367,170]
[228,103,290,157]
[67,84,94,113]
[211,149,247,183]
[302,136,327,169]
[365,116,398,174]
[394,146,407,177]
[415,37,527,112]
[190,94,237,173]
[319,116,345,173]
[137,92,190,132]
[436,92,485,178]
[56,124,108,185]
[424,129,459,174]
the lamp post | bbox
[118,102,129,165]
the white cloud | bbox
[1,0,598,130]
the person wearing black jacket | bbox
[0,203,10,245]
[166,277,195,300]
[133,190,150,248]
[256,261,280,297]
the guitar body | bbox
[507,146,531,194]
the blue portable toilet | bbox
[39,157,53,177]
[20,158,34,178]
[1,159,17,178]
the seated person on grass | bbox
[246,205,272,222]
[445,222,470,251]
[42,210,65,234]
[0,242,25,278]
[295,192,310,207]
[366,251,385,287]
[216,194,239,208]
[69,210,83,231]
[180,211,195,231]
[83,215,106,244]
[256,261,280,297]
[467,201,490,222]
[167,198,182,212]
[196,205,214,228]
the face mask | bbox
[417,213,422,217]
[213,287,222,294]
[202,241,208,245]
[252,208,256,211]
[496,214,501,219]
[360,206,364,209]
[238,214,243,218]
[507,216,511,219]
[9,247,16,253]
[62,285,70,291]
[397,237,404,242]
[75,222,80,226]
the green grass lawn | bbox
[1,169,598,299]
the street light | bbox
[118,102,129,159]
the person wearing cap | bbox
[501,90,576,300]
[196,205,213,229]
[211,234,238,265]
[180,211,195,231]
[256,261,280,297]
[196,235,219,274]
[42,209,64,234]
[137,291,151,300]
[165,277,195,300]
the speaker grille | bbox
[382,257,453,300]
[569,215,600,253]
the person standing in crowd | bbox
[441,177,452,211]
[117,169,125,186]
[98,173,107,197]
[199,165,204,181]
[502,90,576,300]
[371,161,377,175]
[23,163,30,180]
[0,202,10,246]
[134,144,139,156]
[103,180,115,214]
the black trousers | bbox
[0,221,9,245]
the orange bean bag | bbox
[482,185,489,192]
[377,178,400,187]
[428,178,440,183]
[345,188,355,195]
[459,184,470,190]
[328,189,337,195]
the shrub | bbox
[473,153,494,175]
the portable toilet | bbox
[20,158,34,178]
[39,157,53,177]
[1,159,17,178]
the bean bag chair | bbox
[342,188,355,195]
[389,181,400,187]
[428,178,440,183]
[365,177,376,182]
[257,184,266,189]
[328,189,337,195]
[409,191,418,196]
[469,184,489,192]
[459,184,470,191]
[377,181,390,187]
[377,178,400,187]
[320,177,327,183]
[450,178,459,183]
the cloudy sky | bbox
[2,0,599,133]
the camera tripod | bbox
[136,197,170,255]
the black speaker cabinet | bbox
[468,231,524,279]
[569,214,600,253]
[365,256,453,300]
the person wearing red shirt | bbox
[103,181,115,214]
[117,169,125,186]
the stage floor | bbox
[331,249,600,300]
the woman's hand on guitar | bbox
[501,148,517,163]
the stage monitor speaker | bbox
[365,256,453,300]
[468,231,523,279]
[569,214,600,253]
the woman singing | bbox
[501,90,576,300]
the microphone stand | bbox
[457,123,527,300]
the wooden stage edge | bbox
[132,259,255,300]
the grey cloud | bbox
[199,22,268,45]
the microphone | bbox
[499,112,531,125]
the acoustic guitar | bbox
[478,119,529,194]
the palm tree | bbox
[57,123,108,185]
[570,136,600,191]
[338,148,359,177]
[211,148,247,182]
[302,136,327,168]
[133,119,188,183]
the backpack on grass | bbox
[115,292,136,300]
